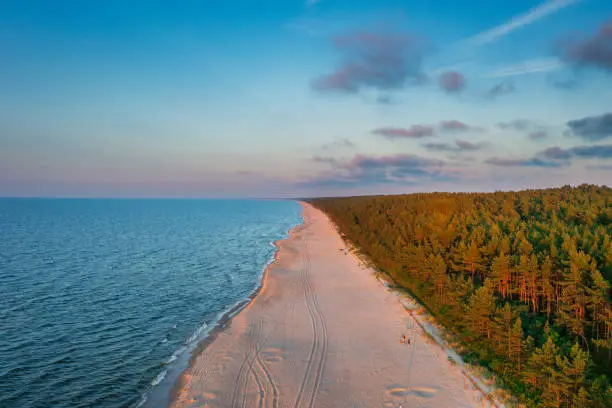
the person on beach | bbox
[400,335,412,345]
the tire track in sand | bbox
[232,325,256,408]
[253,319,279,408]
[232,319,280,408]
[232,322,263,408]
[294,237,328,408]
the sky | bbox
[0,0,611,198]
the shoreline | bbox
[166,217,306,405]
[168,202,490,408]
[141,210,305,408]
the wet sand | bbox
[170,202,486,408]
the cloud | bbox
[456,139,485,150]
[438,120,473,132]
[487,58,564,78]
[423,139,486,152]
[528,130,549,140]
[586,164,612,171]
[284,17,335,37]
[301,153,450,187]
[548,75,580,89]
[345,154,444,171]
[372,125,435,139]
[485,157,563,168]
[566,112,612,141]
[377,95,393,104]
[486,80,515,99]
[497,119,542,132]
[320,138,356,150]
[374,121,484,140]
[467,0,583,46]
[312,31,429,93]
[540,144,612,159]
[557,20,612,71]
[540,146,572,159]
[439,71,466,93]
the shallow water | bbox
[0,199,302,408]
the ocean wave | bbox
[186,322,208,345]
[150,370,167,387]
[0,199,304,408]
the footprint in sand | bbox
[201,391,217,400]
[410,386,439,398]
[261,347,284,363]
[386,384,410,397]
[386,384,439,399]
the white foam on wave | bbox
[165,354,178,364]
[134,395,147,408]
[151,370,167,386]
[186,322,208,345]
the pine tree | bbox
[491,252,511,299]
[430,254,448,304]
[509,318,524,371]
[554,343,590,407]
[541,256,555,321]
[524,336,561,406]
[526,253,540,313]
[466,281,496,340]
[587,269,610,340]
[557,249,593,341]
[463,241,482,284]
[492,303,514,355]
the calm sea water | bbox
[0,199,302,408]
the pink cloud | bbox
[313,31,429,93]
[439,71,466,93]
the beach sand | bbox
[170,202,486,408]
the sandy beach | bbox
[170,202,487,408]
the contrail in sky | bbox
[467,0,582,46]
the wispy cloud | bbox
[586,164,612,171]
[320,138,356,150]
[486,58,565,78]
[467,0,582,46]
[372,125,435,139]
[548,73,580,89]
[439,120,485,132]
[423,139,487,152]
[373,120,484,140]
[497,119,544,132]
[485,157,563,168]
[485,142,612,170]
[486,80,515,99]
[529,130,549,140]
[300,153,451,188]
[540,144,612,159]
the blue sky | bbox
[0,0,611,197]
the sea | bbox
[0,198,303,408]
